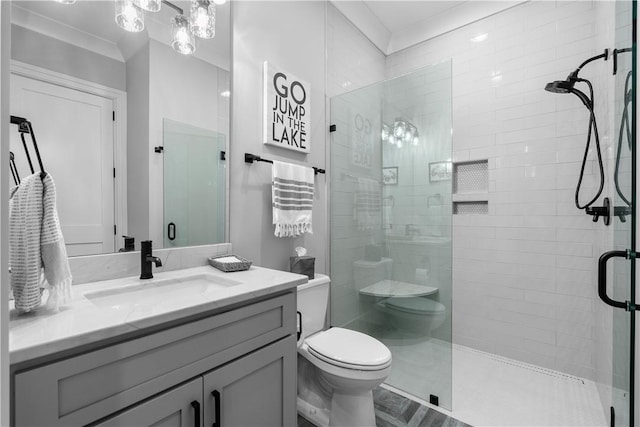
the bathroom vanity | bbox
[9,265,305,426]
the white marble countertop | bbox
[9,265,307,365]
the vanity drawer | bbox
[13,292,295,427]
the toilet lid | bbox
[306,327,392,370]
[385,297,445,315]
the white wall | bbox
[148,40,229,246]
[385,0,616,383]
[0,3,9,425]
[126,44,150,244]
[230,1,327,272]
[127,40,229,247]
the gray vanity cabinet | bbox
[12,292,297,427]
[92,378,202,427]
[94,336,297,427]
[203,335,296,427]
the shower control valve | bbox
[585,198,610,226]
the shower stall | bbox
[328,0,636,424]
[329,61,454,409]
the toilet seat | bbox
[385,297,445,315]
[305,327,392,371]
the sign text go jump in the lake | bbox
[263,62,310,154]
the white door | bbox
[10,74,115,255]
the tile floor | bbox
[297,386,470,427]
[297,343,609,427]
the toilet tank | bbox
[297,274,330,344]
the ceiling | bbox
[11,0,230,68]
[335,0,525,54]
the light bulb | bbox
[393,121,406,138]
[190,0,216,39]
[132,0,161,12]
[381,124,390,141]
[171,14,196,55]
[115,0,144,32]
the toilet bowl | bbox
[297,275,392,427]
[380,296,446,336]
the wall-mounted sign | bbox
[263,61,310,154]
[350,113,372,168]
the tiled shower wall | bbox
[385,0,617,383]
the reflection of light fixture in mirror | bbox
[133,0,161,12]
[382,120,419,148]
[190,0,216,39]
[55,0,76,4]
[171,14,196,55]
[115,0,145,32]
[213,0,226,4]
[220,90,231,98]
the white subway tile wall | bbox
[383,0,619,383]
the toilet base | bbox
[329,390,377,427]
[297,396,330,427]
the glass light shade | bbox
[115,0,144,32]
[171,14,196,55]
[393,121,406,138]
[132,0,161,12]
[190,0,216,39]
[381,123,390,141]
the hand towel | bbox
[41,173,73,310]
[353,177,381,231]
[272,161,314,237]
[9,173,72,313]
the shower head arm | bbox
[574,49,609,76]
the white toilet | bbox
[297,274,392,427]
[382,296,446,336]
[353,259,446,338]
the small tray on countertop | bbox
[208,254,253,272]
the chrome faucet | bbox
[140,240,162,279]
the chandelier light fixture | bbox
[190,0,216,39]
[115,0,145,33]
[82,0,224,55]
[171,13,196,55]
[132,0,161,12]
[381,119,419,148]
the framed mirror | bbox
[8,0,230,256]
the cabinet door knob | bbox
[211,390,221,427]
[191,400,201,427]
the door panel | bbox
[10,74,115,255]
[93,378,202,427]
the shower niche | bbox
[452,159,489,215]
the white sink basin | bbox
[84,273,243,312]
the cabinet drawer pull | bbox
[191,400,201,427]
[211,390,221,427]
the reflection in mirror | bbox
[8,0,230,257]
[163,119,226,248]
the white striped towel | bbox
[354,177,381,230]
[9,173,72,313]
[272,161,314,237]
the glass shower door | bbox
[607,0,635,425]
[330,61,453,409]
[163,119,226,248]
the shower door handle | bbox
[597,250,629,310]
